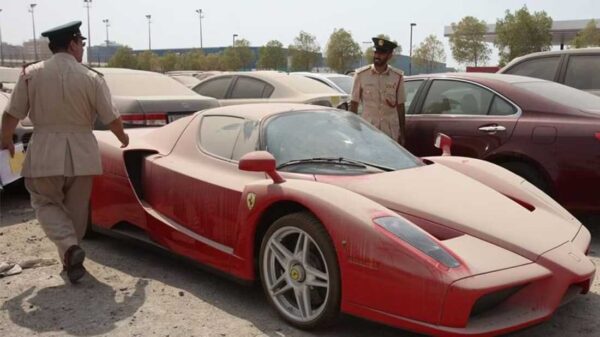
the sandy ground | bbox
[1,184,599,337]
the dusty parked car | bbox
[499,48,600,96]
[291,72,354,95]
[0,66,20,93]
[98,68,219,127]
[403,72,600,214]
[168,74,202,89]
[192,71,349,110]
[91,103,594,336]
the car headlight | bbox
[374,216,461,268]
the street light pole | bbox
[195,9,203,49]
[361,41,371,67]
[102,19,110,47]
[232,33,238,47]
[409,23,416,75]
[0,9,4,66]
[29,4,37,61]
[83,0,92,64]
[146,14,152,51]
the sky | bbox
[1,0,599,68]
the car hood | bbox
[113,95,219,114]
[315,163,579,261]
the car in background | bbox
[499,48,600,96]
[403,72,600,214]
[192,71,349,110]
[91,103,594,336]
[0,91,33,150]
[0,67,20,93]
[169,74,202,89]
[166,70,222,82]
[291,72,354,95]
[97,68,219,127]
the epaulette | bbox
[356,65,371,75]
[21,60,41,75]
[82,64,104,77]
[389,66,404,77]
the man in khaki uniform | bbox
[0,21,129,283]
[350,37,406,145]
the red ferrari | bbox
[91,103,595,336]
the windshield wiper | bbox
[277,157,394,172]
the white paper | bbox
[0,143,24,186]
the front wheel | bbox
[259,212,341,329]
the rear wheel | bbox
[500,161,550,194]
[259,212,341,329]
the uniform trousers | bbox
[24,176,93,263]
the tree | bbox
[108,46,137,69]
[363,34,401,65]
[177,50,206,70]
[572,19,600,48]
[325,28,361,73]
[220,39,254,70]
[160,53,179,72]
[257,40,287,70]
[495,6,552,66]
[289,31,320,71]
[136,51,160,71]
[203,54,222,70]
[449,16,491,66]
[412,35,446,73]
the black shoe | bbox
[63,245,86,284]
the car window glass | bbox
[199,116,244,159]
[232,120,260,161]
[422,80,493,115]
[488,96,517,116]
[564,55,600,90]
[404,80,423,114]
[230,77,273,99]
[194,77,232,99]
[504,57,560,81]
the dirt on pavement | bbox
[1,184,599,337]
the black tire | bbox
[259,212,341,329]
[500,161,550,194]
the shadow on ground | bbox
[1,273,148,336]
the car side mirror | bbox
[238,151,285,184]
[434,133,452,156]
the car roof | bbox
[95,67,165,76]
[406,72,546,84]
[514,47,600,58]
[202,103,330,120]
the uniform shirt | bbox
[5,53,119,177]
[351,64,406,140]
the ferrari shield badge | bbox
[246,192,256,210]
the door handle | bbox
[478,125,506,133]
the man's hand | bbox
[0,136,15,157]
[119,133,129,148]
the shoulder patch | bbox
[82,64,104,77]
[389,66,404,77]
[21,60,41,75]
[356,65,371,75]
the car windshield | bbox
[328,76,353,94]
[264,110,422,174]
[103,73,197,96]
[514,80,600,111]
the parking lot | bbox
[1,185,598,337]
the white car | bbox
[291,72,354,95]
[192,71,349,109]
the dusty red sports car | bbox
[91,104,595,336]
[403,73,600,215]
